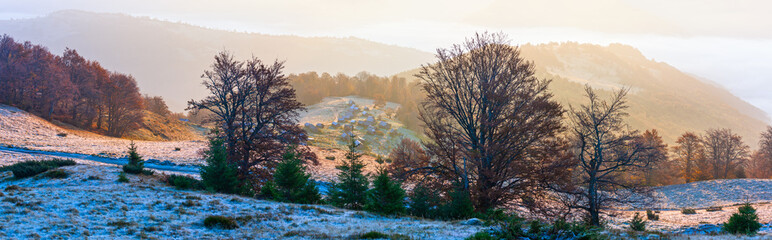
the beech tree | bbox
[673,132,707,182]
[557,86,652,226]
[396,32,568,212]
[748,127,772,178]
[703,128,749,179]
[104,73,144,137]
[188,51,312,191]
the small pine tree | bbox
[630,212,646,231]
[442,187,475,219]
[408,184,439,218]
[200,138,240,194]
[263,147,320,204]
[365,168,406,215]
[723,203,761,235]
[122,141,144,174]
[328,136,369,210]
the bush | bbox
[467,214,604,240]
[203,215,238,229]
[42,169,70,179]
[117,172,129,183]
[408,184,440,218]
[681,208,697,214]
[328,137,369,210]
[723,203,761,235]
[630,212,646,231]
[646,209,659,220]
[262,147,320,204]
[364,168,405,215]
[325,156,335,160]
[441,187,475,220]
[200,138,240,194]
[2,159,76,178]
[357,231,390,239]
[56,133,68,137]
[122,142,145,174]
[166,174,204,190]
[706,206,723,212]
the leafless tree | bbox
[104,73,144,137]
[401,32,568,212]
[557,86,652,226]
[673,132,707,182]
[703,128,749,179]
[188,51,312,189]
[748,127,772,178]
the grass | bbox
[353,231,411,240]
[203,215,238,229]
[0,159,76,178]
[165,174,204,190]
[682,208,697,214]
[41,169,70,179]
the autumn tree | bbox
[399,32,567,212]
[143,95,171,116]
[673,132,707,182]
[747,127,772,178]
[557,86,652,226]
[104,73,144,137]
[703,128,749,179]
[188,51,311,191]
[634,129,676,186]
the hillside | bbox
[397,43,770,144]
[0,10,434,111]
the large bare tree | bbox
[558,86,652,226]
[405,32,568,212]
[188,51,311,189]
[703,128,749,179]
[748,127,772,178]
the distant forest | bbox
[0,35,148,137]
[289,72,424,131]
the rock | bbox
[461,218,484,226]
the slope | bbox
[0,10,434,111]
[396,42,769,144]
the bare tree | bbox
[558,86,652,226]
[189,51,311,189]
[748,127,772,178]
[634,129,676,186]
[673,132,706,183]
[103,73,144,137]
[703,128,749,179]
[403,32,568,212]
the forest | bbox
[0,35,156,137]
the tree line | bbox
[0,35,145,137]
[190,33,772,229]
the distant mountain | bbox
[397,43,770,144]
[0,10,434,111]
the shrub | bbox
[56,133,67,137]
[174,147,181,151]
[723,203,761,235]
[118,172,129,183]
[325,156,335,160]
[203,215,238,229]
[408,184,440,218]
[630,212,646,231]
[2,159,76,178]
[646,209,659,220]
[42,169,69,179]
[468,214,603,240]
[122,142,145,174]
[441,187,475,220]
[364,168,405,215]
[358,231,390,239]
[328,137,369,210]
[706,206,723,212]
[262,147,320,204]
[166,174,204,190]
[681,208,697,214]
[200,138,240,194]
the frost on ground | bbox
[0,163,482,240]
[0,104,205,164]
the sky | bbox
[1,0,772,119]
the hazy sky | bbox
[2,0,772,119]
